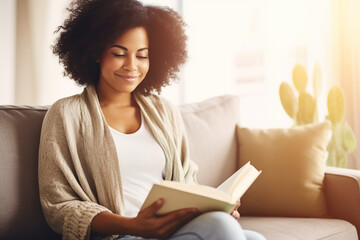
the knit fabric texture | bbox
[38,85,198,240]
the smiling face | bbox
[98,27,150,94]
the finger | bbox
[150,209,201,239]
[157,210,201,238]
[231,210,240,220]
[140,198,164,217]
[168,209,201,229]
[232,200,241,212]
[157,208,200,227]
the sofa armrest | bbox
[324,166,360,237]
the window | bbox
[182,0,332,128]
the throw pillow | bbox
[180,95,240,187]
[237,121,331,217]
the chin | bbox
[115,86,139,94]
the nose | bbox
[123,55,137,71]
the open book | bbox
[140,162,261,215]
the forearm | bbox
[91,199,202,239]
[91,211,138,236]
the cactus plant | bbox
[279,64,318,125]
[279,63,356,167]
[292,64,308,93]
[326,86,356,167]
[297,92,316,125]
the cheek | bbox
[101,57,120,72]
[141,60,150,74]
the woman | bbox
[38,0,266,239]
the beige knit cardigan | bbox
[38,85,198,240]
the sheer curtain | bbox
[0,0,16,104]
[2,0,82,106]
[331,0,360,169]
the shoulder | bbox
[43,93,84,127]
[46,93,83,117]
[41,93,86,142]
[144,94,186,131]
[141,93,177,109]
[141,93,180,115]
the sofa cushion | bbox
[0,106,60,240]
[237,122,330,217]
[179,95,241,187]
[239,216,358,240]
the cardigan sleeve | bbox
[38,101,111,240]
[161,97,199,184]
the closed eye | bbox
[112,53,148,59]
[112,53,125,57]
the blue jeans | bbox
[116,211,266,240]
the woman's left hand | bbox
[230,200,241,220]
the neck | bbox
[96,82,135,108]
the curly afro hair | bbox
[52,0,188,94]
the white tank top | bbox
[109,115,166,217]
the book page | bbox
[216,162,251,194]
[230,166,261,201]
[217,162,261,202]
[140,164,260,215]
[160,181,231,203]
[140,183,237,215]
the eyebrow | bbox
[111,45,148,52]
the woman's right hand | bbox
[130,198,201,239]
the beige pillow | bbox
[180,95,240,187]
[237,122,331,217]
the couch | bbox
[0,95,359,240]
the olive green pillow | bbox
[237,122,331,217]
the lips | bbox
[115,74,140,82]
